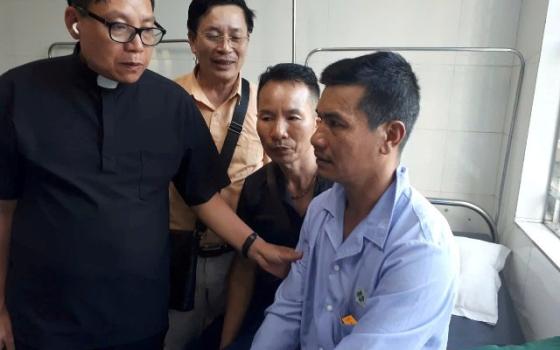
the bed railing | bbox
[304,46,524,231]
[45,40,511,244]
[428,198,497,242]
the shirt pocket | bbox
[139,151,180,200]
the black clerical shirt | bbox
[0,49,228,349]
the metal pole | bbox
[304,46,524,66]
[292,0,297,63]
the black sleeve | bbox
[0,73,22,199]
[172,94,230,206]
[236,168,267,233]
[236,179,252,226]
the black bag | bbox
[169,229,200,311]
[169,79,250,312]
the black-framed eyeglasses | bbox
[76,7,167,46]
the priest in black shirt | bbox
[0,0,299,349]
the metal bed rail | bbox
[428,198,497,243]
[47,38,189,59]
[305,46,525,229]
[46,40,516,243]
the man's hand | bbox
[248,237,302,278]
[0,306,14,350]
[191,194,302,277]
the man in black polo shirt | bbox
[0,0,299,349]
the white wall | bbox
[498,0,560,341]
[0,2,68,72]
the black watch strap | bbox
[241,232,258,258]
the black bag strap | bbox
[219,78,250,177]
[196,78,250,233]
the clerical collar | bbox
[72,43,119,89]
[97,75,119,89]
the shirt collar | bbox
[189,65,241,110]
[321,165,410,250]
[97,75,118,89]
[72,43,119,90]
[272,163,333,207]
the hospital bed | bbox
[428,198,525,349]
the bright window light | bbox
[544,129,560,237]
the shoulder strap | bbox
[219,78,250,177]
[196,79,250,233]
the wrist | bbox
[241,232,258,259]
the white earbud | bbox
[72,22,80,35]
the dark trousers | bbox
[15,331,166,350]
[185,315,224,350]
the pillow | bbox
[452,236,511,325]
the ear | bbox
[380,121,406,154]
[187,31,197,55]
[64,6,81,40]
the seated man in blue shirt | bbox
[251,52,459,350]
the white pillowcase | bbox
[452,236,511,325]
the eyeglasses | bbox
[77,7,167,46]
[199,32,249,47]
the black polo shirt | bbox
[235,163,331,335]
[0,49,229,349]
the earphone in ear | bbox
[72,22,80,35]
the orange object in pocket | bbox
[341,315,358,325]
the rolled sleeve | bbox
[335,241,458,350]
[172,96,230,206]
[0,74,22,199]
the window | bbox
[544,126,560,237]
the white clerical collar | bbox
[97,75,119,89]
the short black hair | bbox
[67,0,155,10]
[187,0,255,34]
[258,63,320,106]
[320,51,420,148]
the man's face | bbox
[190,5,249,83]
[311,85,387,185]
[257,81,317,165]
[75,0,155,83]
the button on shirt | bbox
[169,71,266,246]
[0,49,228,349]
[251,166,459,350]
